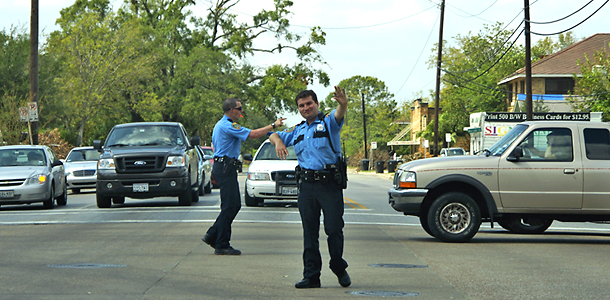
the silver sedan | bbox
[0,145,67,209]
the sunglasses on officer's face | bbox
[233,106,243,111]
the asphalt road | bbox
[2,170,610,299]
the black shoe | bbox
[214,247,241,255]
[202,233,216,249]
[295,278,321,289]
[337,271,351,287]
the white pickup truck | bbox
[389,121,610,242]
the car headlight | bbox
[167,155,186,167]
[26,174,47,185]
[248,172,271,181]
[98,158,116,170]
[397,171,416,188]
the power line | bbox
[530,0,609,36]
[528,0,594,24]
[395,9,440,95]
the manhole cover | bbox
[47,263,126,269]
[347,291,421,297]
[369,264,428,268]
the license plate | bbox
[0,190,14,198]
[281,186,298,195]
[133,183,149,192]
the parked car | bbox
[195,145,212,195]
[93,122,201,208]
[439,147,466,156]
[201,146,219,188]
[244,140,298,207]
[389,121,610,243]
[64,146,100,193]
[0,145,67,209]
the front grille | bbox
[115,156,165,173]
[0,179,26,187]
[73,170,96,177]
[272,171,297,183]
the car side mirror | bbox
[52,159,64,167]
[507,146,523,162]
[190,136,201,147]
[93,140,102,151]
[203,155,213,160]
[243,153,253,161]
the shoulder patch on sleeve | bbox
[325,112,331,118]
[231,122,241,129]
[285,125,296,133]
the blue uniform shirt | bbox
[212,115,251,159]
[275,109,343,170]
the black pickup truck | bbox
[93,122,200,208]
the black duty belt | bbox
[214,156,235,163]
[299,169,333,183]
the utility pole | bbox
[524,0,533,121]
[30,0,39,144]
[433,0,445,156]
[362,92,368,159]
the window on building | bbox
[519,80,525,94]
[545,78,574,94]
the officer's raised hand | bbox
[333,86,348,121]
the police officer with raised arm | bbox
[203,97,285,255]
[269,87,350,288]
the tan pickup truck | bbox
[389,121,610,242]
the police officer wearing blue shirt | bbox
[202,98,285,255]
[269,87,350,288]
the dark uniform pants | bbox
[298,180,348,280]
[207,162,241,249]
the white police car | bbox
[244,140,298,206]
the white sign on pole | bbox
[445,133,451,143]
[28,102,38,121]
[371,142,377,150]
[19,107,28,122]
[424,140,429,148]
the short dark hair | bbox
[294,90,318,106]
[222,98,241,112]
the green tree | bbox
[48,11,155,146]
[320,76,399,158]
[571,49,610,121]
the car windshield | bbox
[255,143,297,160]
[106,125,185,147]
[67,149,100,162]
[447,148,465,156]
[201,148,214,156]
[486,124,528,156]
[0,149,46,167]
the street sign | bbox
[28,102,38,121]
[19,107,28,122]
[445,133,451,143]
[371,142,377,150]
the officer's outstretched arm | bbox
[333,86,348,122]
[269,133,289,160]
[248,118,286,139]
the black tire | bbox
[43,185,55,209]
[427,192,481,243]
[192,186,199,203]
[506,216,553,234]
[72,188,81,194]
[419,214,433,237]
[178,176,193,206]
[204,180,212,194]
[198,176,205,196]
[244,188,263,207]
[96,192,112,208]
[112,196,125,204]
[56,183,68,206]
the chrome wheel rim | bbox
[440,203,470,234]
